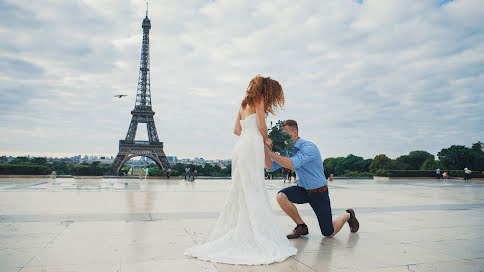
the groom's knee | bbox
[276,192,288,204]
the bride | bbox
[185,76,297,265]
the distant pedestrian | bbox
[166,169,171,179]
[464,167,472,180]
[435,168,441,179]
[282,168,287,183]
[291,170,296,182]
[184,167,190,180]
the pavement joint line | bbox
[32,182,48,187]
[19,256,36,271]
[1,203,483,223]
[19,228,65,271]
[184,226,198,245]
[288,255,317,272]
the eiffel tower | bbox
[112,6,170,174]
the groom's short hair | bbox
[283,120,298,131]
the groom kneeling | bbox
[264,120,359,239]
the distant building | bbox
[0,156,7,164]
[167,156,178,164]
[194,157,206,165]
[71,155,81,162]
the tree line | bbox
[0,157,232,177]
[323,142,484,177]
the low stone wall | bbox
[374,176,484,182]
[73,176,183,180]
[0,175,182,180]
[145,176,183,180]
[0,175,54,179]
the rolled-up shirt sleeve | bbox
[266,160,282,172]
[290,143,317,169]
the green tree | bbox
[369,154,393,172]
[395,155,411,170]
[10,157,32,165]
[363,159,373,172]
[48,161,71,175]
[471,141,483,153]
[408,151,434,169]
[470,141,484,170]
[396,151,434,170]
[420,157,439,170]
[324,156,373,176]
[10,157,47,166]
[323,157,345,176]
[30,157,47,166]
[336,154,366,174]
[438,145,473,170]
[222,164,232,176]
[71,161,114,176]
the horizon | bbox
[0,145,470,161]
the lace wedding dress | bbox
[185,114,297,265]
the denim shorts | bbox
[279,186,334,236]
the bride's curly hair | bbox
[241,76,285,114]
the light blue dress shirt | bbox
[267,138,327,190]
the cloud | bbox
[0,0,483,160]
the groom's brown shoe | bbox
[287,225,308,239]
[346,209,359,233]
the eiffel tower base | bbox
[112,140,170,175]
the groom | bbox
[264,120,359,239]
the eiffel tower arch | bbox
[112,7,170,175]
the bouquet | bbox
[268,120,295,156]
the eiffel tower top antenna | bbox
[146,2,148,17]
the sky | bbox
[0,0,483,160]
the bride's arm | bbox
[233,108,242,136]
[264,144,273,169]
[255,99,268,140]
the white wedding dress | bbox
[185,114,297,265]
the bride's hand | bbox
[264,143,272,153]
[265,138,273,148]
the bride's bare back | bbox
[234,100,268,141]
[240,105,256,120]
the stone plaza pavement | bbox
[0,177,483,272]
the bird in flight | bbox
[113,94,128,98]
